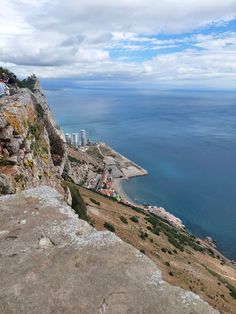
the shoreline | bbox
[102,142,186,230]
[112,176,236,265]
[93,142,235,262]
[113,177,139,206]
[113,176,185,229]
[113,175,236,264]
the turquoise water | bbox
[45,88,236,260]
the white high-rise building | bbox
[71,133,79,147]
[81,129,87,147]
[65,133,71,145]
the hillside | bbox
[0,70,235,313]
[79,187,236,314]
[0,187,217,314]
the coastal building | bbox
[65,133,71,145]
[65,130,92,148]
[71,133,79,147]
[81,129,87,147]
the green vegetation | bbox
[165,261,170,267]
[145,214,204,253]
[0,156,8,166]
[152,226,161,236]
[131,206,146,215]
[130,216,139,223]
[64,181,89,221]
[104,222,115,232]
[14,174,26,183]
[35,102,44,119]
[20,78,36,90]
[28,123,37,136]
[119,216,128,224]
[28,121,48,157]
[90,198,100,206]
[140,249,146,255]
[206,267,236,300]
[207,248,216,258]
[139,230,148,240]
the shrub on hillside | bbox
[90,198,100,206]
[119,216,128,224]
[64,181,89,222]
[139,230,148,240]
[130,216,139,223]
[104,222,115,232]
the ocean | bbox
[45,88,236,260]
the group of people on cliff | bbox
[0,72,18,98]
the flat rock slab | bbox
[0,187,218,314]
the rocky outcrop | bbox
[26,75,66,173]
[0,80,66,195]
[0,187,218,314]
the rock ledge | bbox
[0,187,218,314]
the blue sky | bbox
[0,0,236,89]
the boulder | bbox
[0,126,13,140]
[0,174,15,194]
[5,138,21,154]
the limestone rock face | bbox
[0,82,66,195]
[0,187,218,314]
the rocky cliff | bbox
[0,77,66,195]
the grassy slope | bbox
[79,186,236,314]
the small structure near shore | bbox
[146,206,185,229]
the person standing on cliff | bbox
[8,75,18,88]
[0,73,8,83]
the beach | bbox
[113,177,137,205]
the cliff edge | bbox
[0,187,217,314]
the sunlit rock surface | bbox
[0,187,218,314]
[0,82,66,195]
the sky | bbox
[1,0,236,89]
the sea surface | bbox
[45,88,236,260]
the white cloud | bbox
[22,0,236,34]
[193,32,236,50]
[76,49,109,62]
[143,33,236,88]
[0,0,236,88]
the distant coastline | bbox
[103,144,185,229]
[46,88,236,261]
